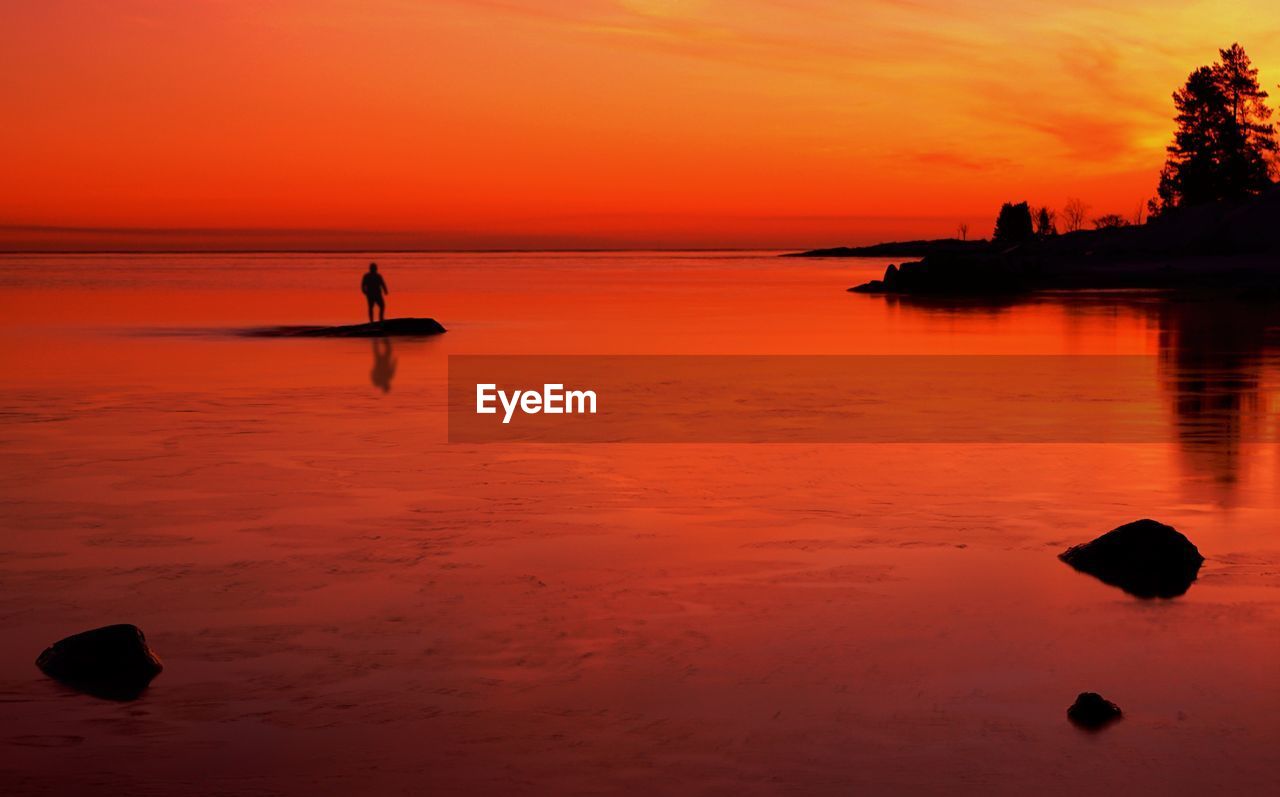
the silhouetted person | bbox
[361,262,388,323]
[370,337,396,393]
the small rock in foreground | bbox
[36,624,163,700]
[1067,692,1123,729]
[1059,518,1204,598]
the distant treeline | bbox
[989,43,1276,246]
[792,43,1277,258]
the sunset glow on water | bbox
[1,253,1277,794]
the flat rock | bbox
[784,239,988,258]
[848,256,1031,295]
[1067,692,1123,729]
[1060,518,1204,598]
[245,317,447,337]
[849,279,886,293]
[36,624,163,700]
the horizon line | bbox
[0,246,806,256]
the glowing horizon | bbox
[3,0,1277,250]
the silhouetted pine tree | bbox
[1153,43,1277,215]
[1034,206,1057,236]
[992,202,1034,245]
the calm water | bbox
[0,252,1277,795]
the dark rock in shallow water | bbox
[1067,692,1123,729]
[1060,519,1203,598]
[848,279,886,293]
[36,624,163,700]
[849,256,1031,296]
[246,317,447,337]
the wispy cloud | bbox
[6,0,1277,245]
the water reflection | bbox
[882,293,1021,317]
[1155,300,1275,502]
[370,337,397,393]
[886,294,1279,502]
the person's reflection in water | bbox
[371,337,397,393]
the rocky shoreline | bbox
[783,239,986,259]
[804,188,1280,296]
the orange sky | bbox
[2,0,1277,250]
